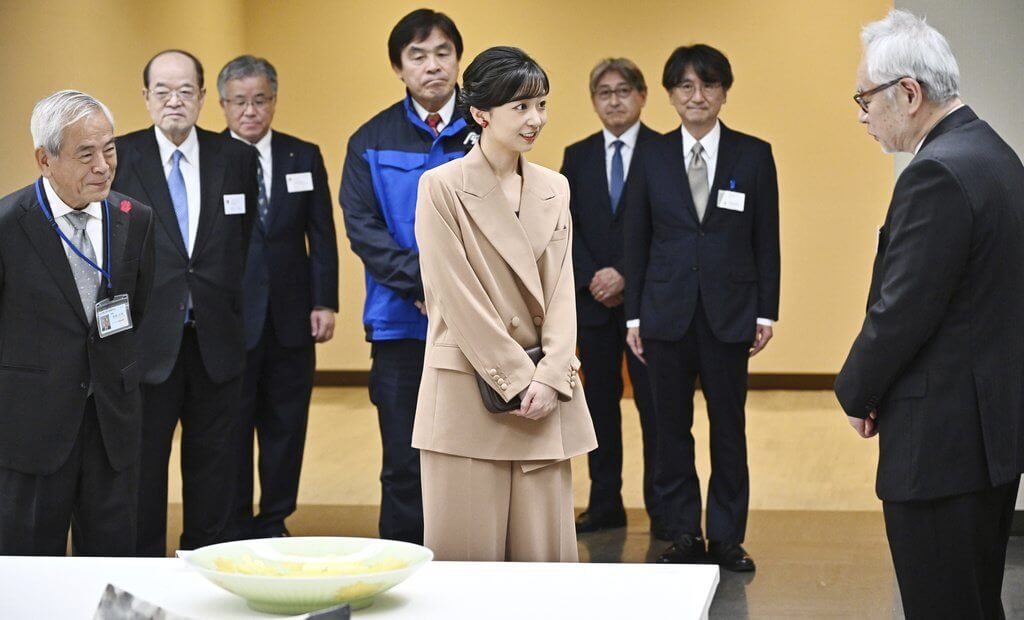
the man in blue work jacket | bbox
[339,8,474,544]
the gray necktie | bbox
[65,210,101,322]
[688,142,709,222]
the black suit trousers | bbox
[369,339,425,545]
[578,309,659,520]
[137,326,243,556]
[883,479,1019,620]
[0,397,137,556]
[234,308,315,537]
[645,299,750,543]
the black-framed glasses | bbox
[853,77,909,113]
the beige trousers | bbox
[420,450,578,562]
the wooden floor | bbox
[169,387,882,511]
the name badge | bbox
[223,193,246,215]
[96,294,132,338]
[286,172,314,193]
[717,190,745,212]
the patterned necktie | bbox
[64,210,100,322]
[168,149,190,252]
[688,142,709,222]
[426,113,442,136]
[256,157,269,226]
[609,140,625,213]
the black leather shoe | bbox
[650,521,675,541]
[575,510,627,533]
[656,534,706,564]
[707,541,755,572]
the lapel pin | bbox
[119,200,132,213]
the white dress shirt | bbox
[626,120,772,328]
[411,91,456,134]
[231,128,273,199]
[154,126,201,255]
[44,177,104,269]
[603,121,642,189]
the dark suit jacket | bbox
[222,130,339,349]
[624,123,780,343]
[0,184,154,475]
[561,124,659,327]
[835,106,1024,502]
[112,126,257,384]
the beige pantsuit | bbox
[413,146,597,561]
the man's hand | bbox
[848,411,878,438]
[414,300,427,316]
[600,293,624,308]
[310,309,336,343]
[750,324,773,357]
[626,327,645,364]
[514,381,558,420]
[589,268,625,303]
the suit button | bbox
[488,369,497,376]
[691,266,699,272]
[80,381,88,390]
[89,336,95,344]
[500,384,508,391]
[533,316,543,326]
[510,316,521,328]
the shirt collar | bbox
[603,121,642,150]
[914,103,966,155]
[681,120,721,161]
[230,128,273,162]
[42,177,102,220]
[154,125,199,165]
[411,91,457,126]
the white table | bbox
[0,556,718,619]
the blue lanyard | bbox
[34,177,113,290]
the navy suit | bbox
[230,130,339,537]
[624,123,779,544]
[561,124,661,524]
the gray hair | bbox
[589,58,647,96]
[217,55,278,99]
[861,9,960,103]
[30,90,114,156]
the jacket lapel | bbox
[588,133,614,218]
[457,146,546,310]
[194,128,226,257]
[267,133,292,231]
[666,130,700,224]
[17,196,89,326]
[107,196,130,289]
[135,130,189,260]
[705,123,740,227]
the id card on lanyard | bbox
[34,178,132,338]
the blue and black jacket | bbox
[339,93,475,341]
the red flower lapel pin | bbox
[119,200,132,214]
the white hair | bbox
[861,9,960,103]
[30,90,114,156]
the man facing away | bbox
[560,57,663,537]
[218,54,339,539]
[339,9,474,544]
[111,49,258,556]
[0,90,154,556]
[837,10,1024,617]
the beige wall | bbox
[0,0,893,373]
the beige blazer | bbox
[412,145,597,462]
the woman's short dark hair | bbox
[388,9,463,68]
[459,46,549,129]
[662,44,733,92]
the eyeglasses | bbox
[223,96,275,111]
[594,85,635,101]
[148,87,200,104]
[853,77,909,113]
[675,82,723,98]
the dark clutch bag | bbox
[477,346,544,413]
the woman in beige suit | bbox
[413,47,597,561]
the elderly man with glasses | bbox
[217,55,339,540]
[836,10,1024,617]
[111,49,258,557]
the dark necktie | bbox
[609,140,625,213]
[256,158,269,226]
[64,210,100,323]
[426,113,442,136]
